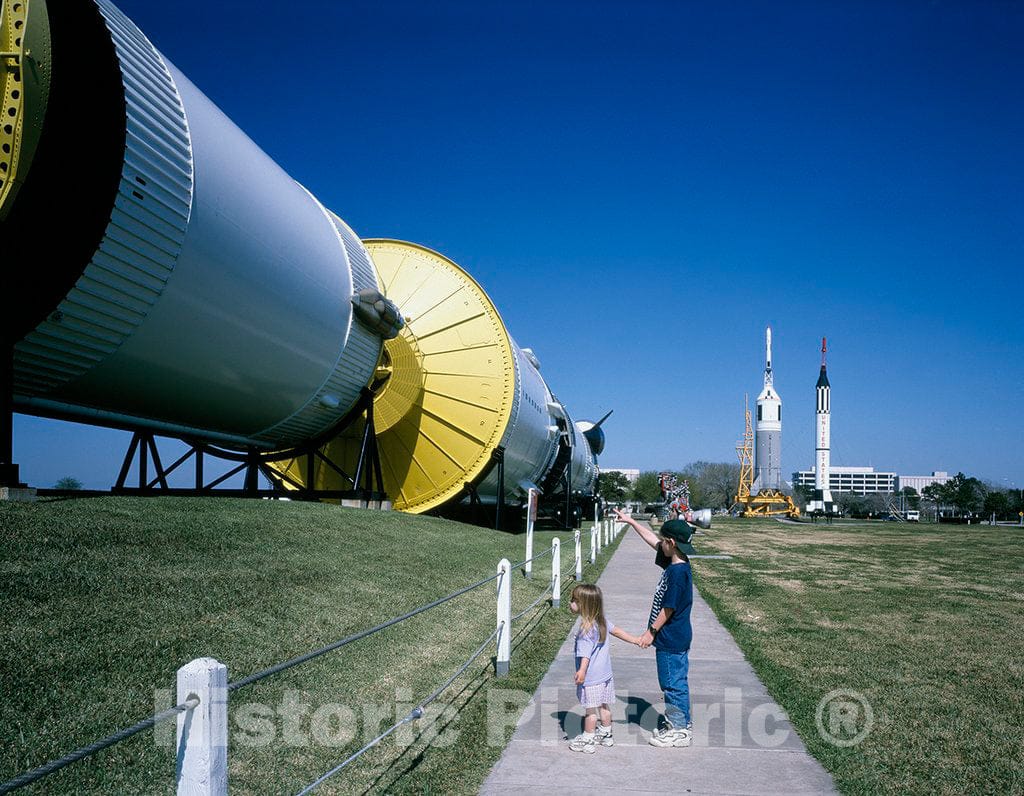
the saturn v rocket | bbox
[753,327,782,491]
[0,0,601,519]
[806,337,835,514]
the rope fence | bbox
[509,543,554,573]
[295,622,505,795]
[228,569,505,692]
[1,518,627,795]
[511,579,555,623]
[0,698,199,795]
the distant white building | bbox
[896,472,951,495]
[793,466,896,495]
[601,467,639,484]
[793,467,955,496]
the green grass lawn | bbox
[693,517,1024,795]
[0,497,620,794]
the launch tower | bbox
[732,330,799,519]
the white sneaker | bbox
[568,732,597,754]
[595,725,614,747]
[648,725,692,748]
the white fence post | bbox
[496,559,511,677]
[551,538,561,608]
[574,529,582,580]
[590,525,597,563]
[176,657,228,796]
[525,488,538,578]
[524,522,534,581]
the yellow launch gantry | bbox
[733,395,800,518]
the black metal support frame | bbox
[493,447,506,529]
[108,388,387,502]
[0,344,23,488]
[460,446,507,529]
[563,456,573,529]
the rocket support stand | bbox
[0,343,32,498]
[1,345,21,487]
[106,388,389,504]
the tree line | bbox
[920,473,1022,520]
[597,467,1024,521]
[597,462,741,509]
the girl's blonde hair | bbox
[571,583,607,643]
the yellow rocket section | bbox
[269,240,517,513]
[0,0,51,220]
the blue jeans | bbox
[655,649,691,728]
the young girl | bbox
[568,583,641,753]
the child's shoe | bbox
[595,724,614,746]
[648,724,692,748]
[568,732,597,753]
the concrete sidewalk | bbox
[480,524,837,795]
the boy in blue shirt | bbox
[614,509,695,748]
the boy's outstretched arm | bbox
[574,658,590,685]
[613,508,660,549]
[610,626,641,646]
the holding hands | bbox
[615,629,646,648]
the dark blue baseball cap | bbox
[660,519,696,555]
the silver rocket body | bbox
[9,0,388,449]
[806,339,835,514]
[754,326,782,491]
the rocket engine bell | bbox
[1,0,400,449]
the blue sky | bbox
[13,0,1024,490]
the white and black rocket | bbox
[807,337,835,514]
[754,326,782,490]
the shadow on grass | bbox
[355,602,557,794]
[361,668,492,795]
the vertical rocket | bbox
[808,337,834,514]
[754,326,782,490]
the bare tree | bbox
[682,461,740,510]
